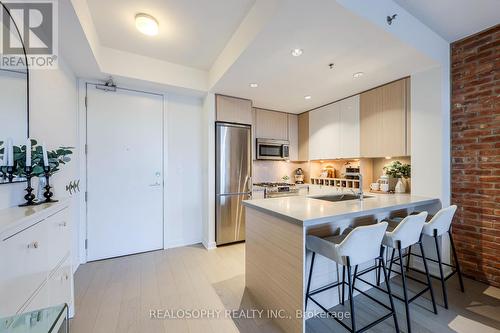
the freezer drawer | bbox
[216,193,249,245]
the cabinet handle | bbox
[27,241,39,249]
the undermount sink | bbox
[312,194,373,202]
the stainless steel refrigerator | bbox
[216,122,252,245]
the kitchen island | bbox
[242,190,441,333]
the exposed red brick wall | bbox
[451,24,500,287]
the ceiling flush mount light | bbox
[304,95,312,100]
[249,83,258,88]
[353,72,364,79]
[291,48,303,57]
[135,13,159,36]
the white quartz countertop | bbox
[0,200,69,240]
[243,187,440,226]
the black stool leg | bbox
[433,230,449,309]
[305,252,316,310]
[398,244,412,333]
[341,265,346,305]
[388,248,396,277]
[419,239,438,314]
[352,265,359,290]
[406,245,412,272]
[346,258,356,333]
[376,259,381,286]
[381,253,400,333]
[449,229,465,292]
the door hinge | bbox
[84,96,88,108]
[85,239,88,249]
[85,144,88,155]
[85,191,88,202]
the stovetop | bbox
[253,182,295,187]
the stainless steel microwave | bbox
[256,139,290,160]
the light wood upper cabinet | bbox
[360,88,383,157]
[298,112,309,161]
[360,78,410,157]
[216,95,253,125]
[287,113,299,161]
[254,108,288,140]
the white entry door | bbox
[86,84,164,261]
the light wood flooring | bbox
[71,244,500,333]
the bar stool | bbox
[366,212,438,333]
[405,205,465,309]
[305,222,400,333]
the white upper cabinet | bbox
[308,95,360,160]
[254,108,288,140]
[339,95,360,158]
[309,102,341,160]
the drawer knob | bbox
[27,241,39,249]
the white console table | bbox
[0,201,74,319]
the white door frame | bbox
[77,80,169,265]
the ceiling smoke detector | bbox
[387,14,397,25]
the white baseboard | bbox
[164,238,203,249]
[202,240,217,250]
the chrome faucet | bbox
[345,172,364,200]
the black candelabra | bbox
[2,165,15,183]
[42,166,58,203]
[19,166,36,207]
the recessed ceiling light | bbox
[249,83,258,88]
[353,72,364,78]
[304,95,312,100]
[135,13,159,36]
[291,48,303,57]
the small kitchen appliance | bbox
[294,168,304,184]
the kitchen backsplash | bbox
[254,157,411,191]
[253,159,361,183]
[253,161,309,183]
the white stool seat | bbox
[382,212,428,249]
[306,222,388,267]
[422,205,457,237]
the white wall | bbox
[165,94,204,248]
[202,93,216,249]
[411,66,450,205]
[0,59,80,268]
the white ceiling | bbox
[86,0,255,70]
[212,0,437,113]
[394,0,500,42]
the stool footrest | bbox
[309,280,343,296]
[308,287,395,333]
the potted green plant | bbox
[383,161,411,193]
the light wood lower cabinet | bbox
[360,78,410,158]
